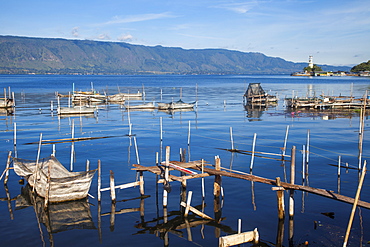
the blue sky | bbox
[1,0,369,66]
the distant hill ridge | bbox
[0,35,350,75]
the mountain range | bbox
[0,35,351,75]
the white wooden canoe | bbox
[57,105,96,115]
[125,102,156,110]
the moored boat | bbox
[13,156,96,202]
[124,102,156,110]
[158,99,195,110]
[57,105,97,115]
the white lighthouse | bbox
[308,55,313,69]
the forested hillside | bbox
[0,36,350,75]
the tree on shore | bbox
[351,60,370,72]
[303,64,322,72]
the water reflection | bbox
[15,184,96,246]
[243,104,276,121]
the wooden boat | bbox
[1,87,15,109]
[243,83,277,105]
[124,102,156,110]
[108,93,126,103]
[158,99,195,110]
[57,105,97,115]
[13,156,96,202]
[0,98,14,108]
[108,91,143,102]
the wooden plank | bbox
[180,201,213,220]
[100,181,140,192]
[219,228,259,247]
[197,166,370,209]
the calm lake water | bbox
[0,74,369,246]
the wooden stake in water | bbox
[133,136,140,165]
[13,122,17,158]
[2,151,12,184]
[139,171,144,196]
[201,159,205,198]
[184,190,193,217]
[163,146,170,207]
[230,127,234,150]
[275,177,285,220]
[250,133,257,171]
[160,117,163,142]
[110,170,116,202]
[306,130,310,166]
[302,145,306,181]
[214,156,221,197]
[97,160,101,202]
[289,146,296,245]
[338,156,341,177]
[52,144,56,156]
[86,159,90,171]
[70,119,75,171]
[282,125,289,159]
[187,120,191,146]
[343,161,367,247]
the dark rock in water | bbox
[18,179,24,185]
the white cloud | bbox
[212,1,258,14]
[117,33,133,41]
[97,33,111,40]
[71,27,79,37]
[103,12,176,25]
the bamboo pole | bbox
[110,170,116,202]
[275,177,285,220]
[139,171,144,196]
[163,146,170,207]
[98,160,101,202]
[187,120,191,146]
[160,117,163,142]
[184,190,193,217]
[289,146,296,218]
[250,133,257,171]
[13,122,17,158]
[214,156,221,197]
[134,136,140,165]
[201,159,205,198]
[282,125,289,159]
[70,119,75,171]
[0,151,12,181]
[302,145,306,181]
[338,156,341,177]
[306,130,310,166]
[230,127,234,150]
[3,151,12,184]
[343,161,367,247]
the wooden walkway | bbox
[132,161,370,209]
